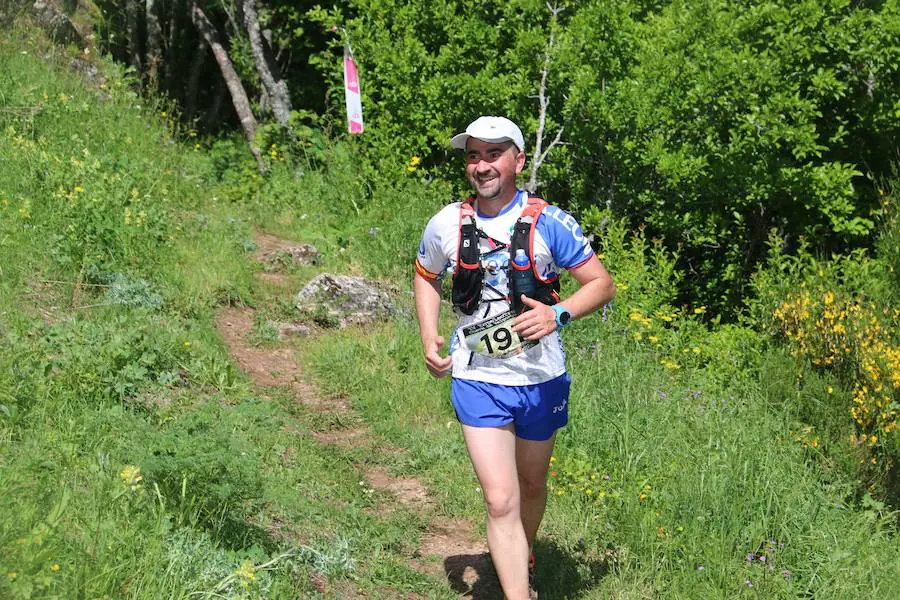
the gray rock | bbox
[261,244,320,267]
[295,274,394,328]
[275,322,313,340]
[32,1,83,45]
[70,57,101,83]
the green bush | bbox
[306,0,899,315]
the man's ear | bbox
[515,150,526,174]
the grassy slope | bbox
[0,27,453,599]
[1,22,898,600]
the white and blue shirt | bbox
[416,190,593,385]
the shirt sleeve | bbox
[536,206,594,269]
[415,212,450,280]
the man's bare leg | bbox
[516,433,557,552]
[461,424,530,600]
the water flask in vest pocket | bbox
[511,248,537,313]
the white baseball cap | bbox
[450,116,525,152]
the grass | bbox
[302,312,900,599]
[0,25,455,599]
[1,18,899,600]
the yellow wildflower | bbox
[234,559,256,581]
[120,465,143,491]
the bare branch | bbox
[543,126,565,159]
[190,1,262,166]
[526,3,565,193]
[243,0,293,126]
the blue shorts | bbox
[450,373,570,441]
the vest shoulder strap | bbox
[521,194,548,218]
[460,195,476,218]
[451,196,484,315]
[455,195,479,275]
[518,194,558,285]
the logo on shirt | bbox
[546,206,586,243]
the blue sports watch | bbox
[552,304,572,329]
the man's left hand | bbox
[511,295,557,341]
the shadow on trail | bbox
[443,540,611,599]
[443,552,501,599]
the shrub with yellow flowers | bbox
[623,305,712,374]
[774,290,899,457]
[579,208,713,374]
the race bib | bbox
[462,309,536,359]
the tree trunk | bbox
[184,39,206,120]
[205,76,226,130]
[189,1,260,163]
[125,0,142,77]
[145,0,162,86]
[165,0,182,92]
[242,0,291,126]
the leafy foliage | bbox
[74,0,900,315]
[305,0,899,314]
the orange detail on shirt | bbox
[415,259,440,281]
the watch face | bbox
[556,306,571,325]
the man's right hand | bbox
[424,335,453,378]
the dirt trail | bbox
[215,233,502,599]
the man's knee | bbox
[484,488,519,520]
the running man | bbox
[414,116,616,599]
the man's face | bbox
[465,138,525,201]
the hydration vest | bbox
[451,193,561,315]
